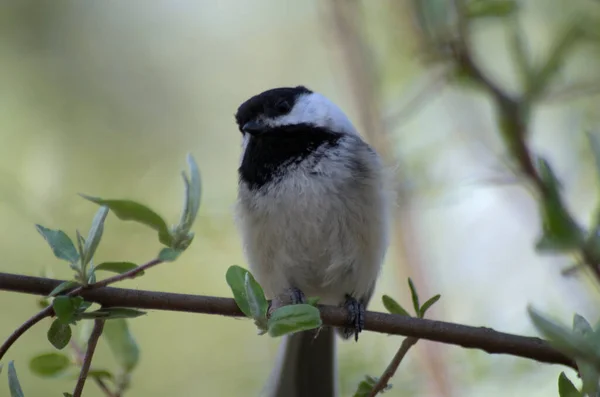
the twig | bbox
[70,339,117,397]
[447,1,600,282]
[543,83,600,103]
[383,68,450,130]
[0,306,53,361]
[0,257,162,361]
[73,319,105,397]
[85,258,162,289]
[0,271,577,369]
[369,337,419,397]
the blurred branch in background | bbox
[324,0,600,395]
[323,1,455,396]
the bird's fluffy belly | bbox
[238,178,382,306]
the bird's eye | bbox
[275,100,291,114]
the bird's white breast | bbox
[235,137,390,306]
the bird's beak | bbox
[242,120,266,136]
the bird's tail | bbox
[263,327,337,397]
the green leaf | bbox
[80,308,146,320]
[53,296,84,324]
[558,372,582,397]
[47,319,72,349]
[354,381,373,397]
[186,154,201,224]
[75,230,85,261]
[95,262,142,276]
[382,295,411,317]
[178,154,202,232]
[535,158,584,253]
[103,319,140,372]
[466,0,518,19]
[407,278,420,315]
[37,297,50,309]
[87,369,114,380]
[82,206,109,266]
[87,265,96,284]
[588,132,600,184]
[63,369,114,381]
[80,195,172,247]
[528,306,600,368]
[77,301,93,313]
[8,361,25,397]
[35,225,79,264]
[573,314,593,335]
[267,304,322,337]
[419,294,441,318]
[306,296,321,306]
[29,353,71,377]
[572,315,599,396]
[225,265,255,317]
[244,272,268,321]
[48,281,80,298]
[353,375,380,397]
[577,357,598,397]
[158,247,183,262]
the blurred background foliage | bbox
[1,0,600,396]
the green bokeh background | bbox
[1,1,600,396]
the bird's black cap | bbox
[234,86,312,133]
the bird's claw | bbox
[289,287,307,305]
[342,295,365,342]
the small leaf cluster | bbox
[225,265,322,337]
[529,308,600,396]
[1,155,201,397]
[28,318,140,396]
[382,278,441,319]
[35,205,108,287]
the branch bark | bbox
[73,319,105,397]
[0,271,576,369]
[0,306,53,360]
[70,339,117,397]
[0,257,163,362]
[369,337,419,397]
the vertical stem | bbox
[368,337,419,397]
[73,319,105,397]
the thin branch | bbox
[0,271,576,369]
[70,339,117,397]
[369,337,419,397]
[0,257,162,361]
[543,83,600,103]
[447,1,600,282]
[0,306,53,361]
[86,258,162,290]
[73,319,105,397]
[383,68,450,130]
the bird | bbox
[234,85,392,397]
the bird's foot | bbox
[288,287,307,305]
[341,295,365,342]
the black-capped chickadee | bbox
[234,86,391,397]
